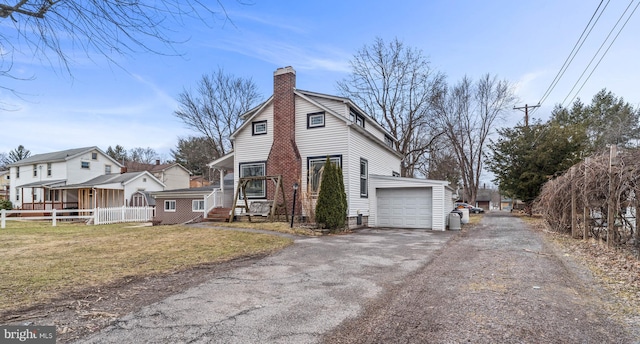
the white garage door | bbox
[376,187,432,228]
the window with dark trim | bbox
[360,158,368,197]
[239,161,266,198]
[33,164,37,177]
[384,135,394,148]
[16,167,19,178]
[307,155,342,195]
[252,120,267,135]
[91,152,98,160]
[350,108,365,128]
[307,112,325,128]
[47,163,52,177]
[164,200,176,212]
[81,161,90,169]
[392,171,400,177]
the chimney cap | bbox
[274,66,296,76]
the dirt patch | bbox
[0,254,268,343]
[323,212,638,343]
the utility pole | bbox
[513,103,540,127]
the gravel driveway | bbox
[78,212,637,343]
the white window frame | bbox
[239,162,266,198]
[105,165,112,174]
[308,156,342,195]
[384,135,394,148]
[252,121,267,135]
[33,164,37,177]
[47,163,52,177]
[192,199,205,212]
[81,161,90,169]
[164,200,176,212]
[16,167,20,179]
[91,152,98,160]
[307,112,325,128]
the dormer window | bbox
[384,135,394,148]
[252,120,267,135]
[349,108,365,128]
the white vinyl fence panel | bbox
[94,206,155,225]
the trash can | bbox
[448,212,461,230]
[459,208,470,224]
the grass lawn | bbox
[0,221,292,313]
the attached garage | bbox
[377,188,432,228]
[369,175,454,231]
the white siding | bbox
[306,95,348,118]
[347,127,401,217]
[295,97,349,202]
[156,166,190,190]
[377,188,432,228]
[66,150,115,184]
[233,103,274,190]
[369,175,451,231]
[124,175,164,203]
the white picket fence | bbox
[1,206,155,228]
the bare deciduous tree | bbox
[129,147,158,165]
[337,37,446,177]
[435,74,515,203]
[0,1,231,76]
[174,67,262,157]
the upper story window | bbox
[384,135,394,148]
[16,167,20,179]
[252,120,267,135]
[81,161,90,169]
[47,163,52,177]
[91,152,98,160]
[105,165,112,174]
[307,112,325,128]
[349,108,365,128]
[33,164,37,177]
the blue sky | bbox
[1,0,639,161]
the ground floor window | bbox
[308,155,342,195]
[164,200,176,212]
[192,199,205,212]
[239,162,266,198]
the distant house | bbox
[126,160,191,190]
[205,67,454,230]
[7,147,165,210]
[0,170,9,201]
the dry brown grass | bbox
[222,219,322,236]
[0,221,292,312]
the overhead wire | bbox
[536,0,608,108]
[563,0,640,107]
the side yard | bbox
[0,221,292,315]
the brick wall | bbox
[267,66,302,214]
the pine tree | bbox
[315,157,347,230]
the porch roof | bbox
[207,151,234,170]
[53,172,147,190]
[18,179,67,188]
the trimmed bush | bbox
[315,157,347,230]
[0,199,12,210]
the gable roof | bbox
[7,146,123,168]
[127,161,192,175]
[56,171,165,189]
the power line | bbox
[536,0,608,107]
[561,0,639,107]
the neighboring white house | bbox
[126,160,192,190]
[207,67,454,230]
[7,146,165,210]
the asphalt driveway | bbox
[78,228,455,343]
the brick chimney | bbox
[267,66,301,214]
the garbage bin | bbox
[448,212,461,230]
